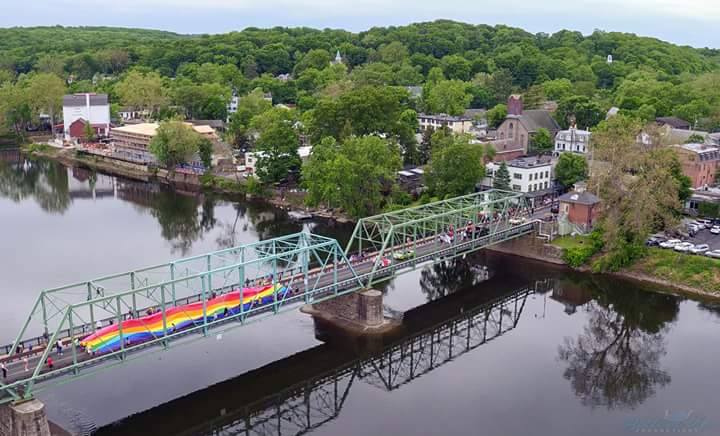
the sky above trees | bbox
[3,0,719,48]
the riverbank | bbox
[21,143,354,222]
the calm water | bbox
[1,152,719,436]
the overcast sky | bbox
[3,0,719,48]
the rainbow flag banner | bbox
[81,284,289,353]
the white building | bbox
[483,156,555,206]
[554,127,591,155]
[227,92,240,120]
[62,93,111,141]
[418,114,473,134]
[244,146,312,177]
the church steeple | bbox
[333,50,342,65]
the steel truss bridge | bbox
[1,190,537,404]
[95,283,547,436]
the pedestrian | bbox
[46,357,54,370]
[1,362,7,379]
[96,320,102,330]
[56,339,63,355]
[23,357,28,372]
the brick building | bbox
[674,143,720,189]
[558,183,600,233]
[492,95,561,161]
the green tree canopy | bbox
[250,108,301,184]
[303,135,401,217]
[555,152,588,188]
[424,135,486,197]
[531,128,554,153]
[149,121,205,170]
[115,70,166,118]
[493,161,511,191]
[486,104,507,128]
[424,80,471,115]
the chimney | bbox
[508,94,523,116]
[574,181,587,193]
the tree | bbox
[303,135,401,217]
[378,41,409,65]
[0,82,31,138]
[556,95,604,129]
[493,162,511,191]
[198,137,213,169]
[83,121,95,142]
[486,104,507,128]
[530,128,554,153]
[685,133,706,144]
[424,80,471,115]
[440,55,471,81]
[590,115,684,271]
[148,121,203,170]
[250,108,301,184]
[226,88,272,147]
[27,73,66,134]
[294,49,332,75]
[418,128,433,165]
[424,135,486,197]
[555,152,588,188]
[115,70,166,118]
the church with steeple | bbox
[331,50,343,65]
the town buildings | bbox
[554,127,591,155]
[493,95,560,161]
[656,116,691,130]
[674,143,720,189]
[418,114,473,134]
[62,93,111,141]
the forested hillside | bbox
[2,21,720,136]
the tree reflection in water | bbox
[0,157,71,214]
[420,257,490,302]
[148,189,204,255]
[558,276,679,409]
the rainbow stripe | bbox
[80,284,289,353]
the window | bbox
[509,123,514,139]
[513,173,522,180]
[545,171,549,178]
[512,184,521,191]
[545,181,549,189]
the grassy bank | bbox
[629,248,720,294]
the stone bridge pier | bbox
[301,289,401,338]
[0,399,51,436]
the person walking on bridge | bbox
[1,362,7,379]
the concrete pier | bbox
[0,399,51,436]
[301,289,400,335]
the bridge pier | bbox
[301,289,400,337]
[0,399,51,436]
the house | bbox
[417,114,473,134]
[482,155,555,207]
[118,107,149,121]
[244,146,312,177]
[406,86,423,100]
[656,117,691,130]
[227,91,239,118]
[673,143,720,189]
[606,107,620,119]
[110,122,217,163]
[493,95,561,161]
[397,167,425,194]
[558,182,601,233]
[62,93,111,141]
[188,119,226,132]
[554,127,591,155]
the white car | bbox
[508,217,526,225]
[659,239,682,249]
[689,244,710,255]
[705,250,720,259]
[692,221,706,230]
[711,226,720,235]
[673,242,694,252]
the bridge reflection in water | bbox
[95,278,552,436]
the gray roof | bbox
[558,190,600,205]
[512,110,560,133]
[656,117,690,129]
[63,94,109,107]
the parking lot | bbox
[666,219,720,251]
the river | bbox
[1,152,718,436]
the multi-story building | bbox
[417,114,473,134]
[62,93,111,141]
[554,127,591,155]
[483,155,555,207]
[110,122,217,163]
[674,143,720,189]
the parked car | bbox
[674,242,695,252]
[704,250,720,259]
[646,236,666,247]
[697,219,713,227]
[659,239,682,249]
[692,221,706,230]
[711,226,720,235]
[689,244,710,255]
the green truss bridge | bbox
[0,190,537,404]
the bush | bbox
[246,176,269,197]
[559,230,604,268]
[25,143,50,153]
